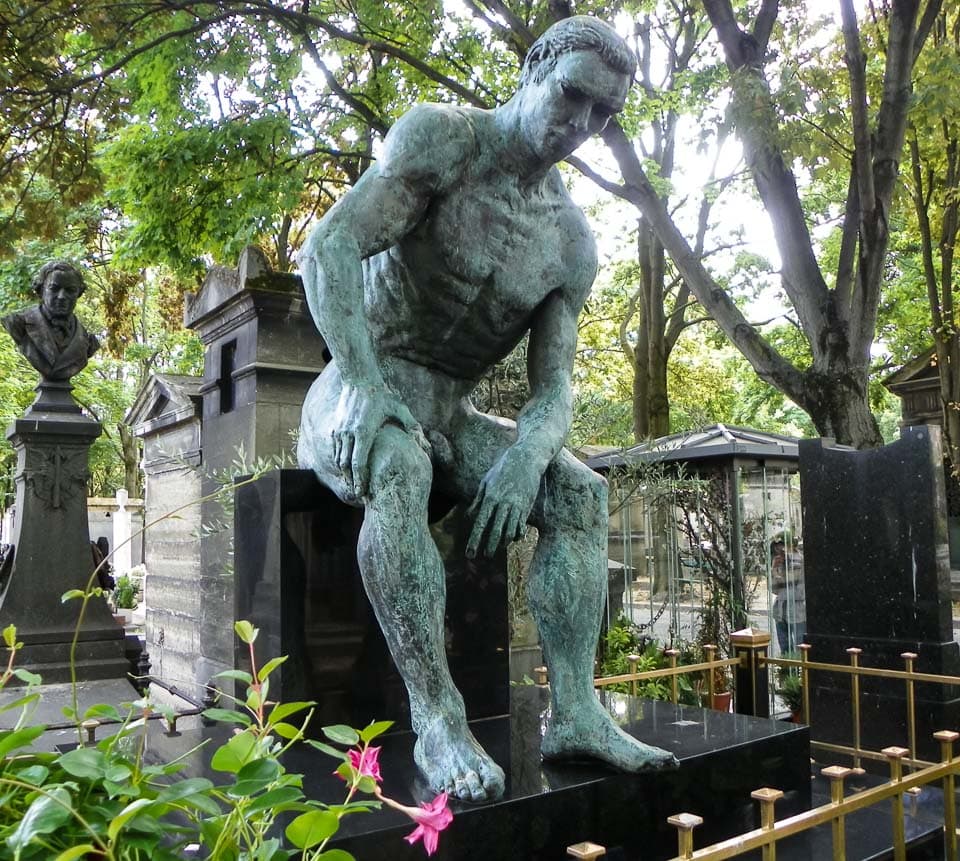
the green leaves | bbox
[6,786,73,853]
[234,620,258,644]
[322,725,359,746]
[359,720,393,743]
[57,747,107,780]
[210,729,259,774]
[285,809,340,849]
[0,620,394,859]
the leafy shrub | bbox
[0,621,451,860]
[112,574,140,610]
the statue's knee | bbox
[368,428,432,498]
[544,459,608,533]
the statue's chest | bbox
[417,181,570,308]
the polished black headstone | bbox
[234,469,509,730]
[800,428,960,761]
[144,687,810,860]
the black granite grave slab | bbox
[234,469,509,732]
[143,687,810,861]
[800,428,960,762]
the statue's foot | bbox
[542,699,679,771]
[414,718,506,802]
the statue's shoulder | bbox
[1,305,36,340]
[380,102,480,190]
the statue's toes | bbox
[480,760,506,797]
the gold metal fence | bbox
[566,731,960,861]
[592,644,738,705]
[663,731,960,861]
[764,644,960,771]
[583,636,960,860]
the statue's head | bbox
[32,261,85,321]
[519,17,636,89]
[515,17,635,164]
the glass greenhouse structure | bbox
[586,424,805,658]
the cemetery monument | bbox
[297,16,677,803]
[0,261,127,681]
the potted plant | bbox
[111,573,140,625]
[776,671,804,721]
[710,664,733,711]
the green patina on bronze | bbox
[298,16,677,802]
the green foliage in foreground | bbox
[0,621,391,860]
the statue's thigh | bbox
[438,410,605,530]
[297,363,359,506]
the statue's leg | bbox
[440,408,677,772]
[299,370,505,802]
[360,426,505,801]
[527,452,676,769]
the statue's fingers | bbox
[332,429,342,466]
[484,505,510,558]
[338,433,355,488]
[508,510,525,542]
[352,434,374,497]
[466,484,485,519]
[466,497,492,559]
[394,402,418,431]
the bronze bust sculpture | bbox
[2,261,99,383]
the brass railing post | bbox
[566,841,606,859]
[627,654,640,697]
[883,746,909,861]
[901,653,918,769]
[731,628,771,717]
[704,644,717,705]
[751,787,784,861]
[846,647,863,773]
[667,813,703,860]
[534,665,548,686]
[665,649,679,704]
[934,730,959,861]
[822,765,851,860]
[799,643,812,726]
[80,719,99,746]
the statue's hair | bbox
[32,261,85,297]
[519,16,636,88]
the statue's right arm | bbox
[299,105,474,497]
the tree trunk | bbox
[118,423,141,498]
[633,218,671,441]
[801,368,882,445]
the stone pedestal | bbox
[233,469,509,730]
[799,427,960,761]
[0,383,125,682]
[145,689,811,860]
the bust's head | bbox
[32,262,85,322]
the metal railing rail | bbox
[763,645,960,771]
[593,648,738,704]
[664,731,960,861]
[582,636,960,861]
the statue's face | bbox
[41,271,82,321]
[519,50,630,164]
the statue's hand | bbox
[466,447,541,558]
[332,384,418,498]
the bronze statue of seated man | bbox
[298,16,677,803]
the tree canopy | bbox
[1,0,956,470]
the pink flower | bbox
[349,745,382,783]
[402,792,453,856]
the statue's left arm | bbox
[466,283,586,558]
